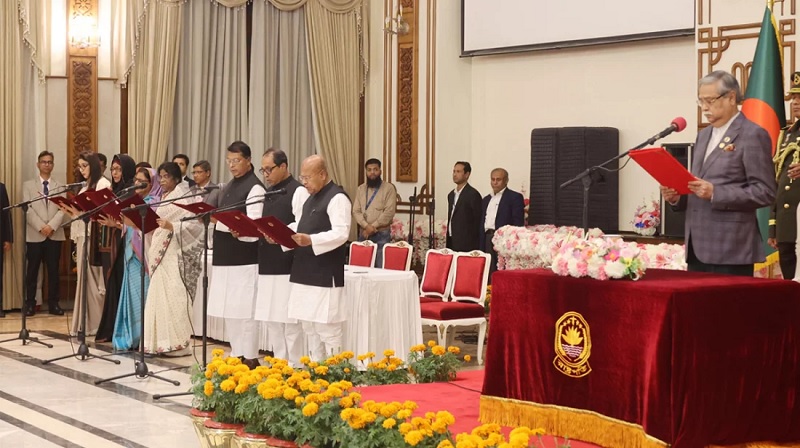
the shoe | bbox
[48,307,65,316]
[24,308,35,317]
[240,356,261,370]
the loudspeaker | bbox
[661,143,693,238]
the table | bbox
[192,256,422,359]
[480,268,800,448]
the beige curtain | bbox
[1,3,24,310]
[269,0,361,13]
[112,0,147,87]
[18,0,50,81]
[128,0,184,165]
[304,0,365,198]
[248,0,315,174]
[170,0,249,182]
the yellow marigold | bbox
[403,400,418,411]
[387,364,397,372]
[308,361,319,368]
[447,346,460,355]
[464,355,472,362]
[340,408,355,420]
[390,357,405,366]
[314,366,329,376]
[203,380,214,396]
[283,387,300,400]
[220,379,236,392]
[300,356,311,365]
[397,409,412,420]
[410,344,426,352]
[281,366,295,375]
[379,403,399,418]
[436,411,455,426]
[383,417,397,429]
[383,349,395,357]
[205,370,213,379]
[341,351,355,359]
[234,384,249,394]
[486,433,504,445]
[363,411,377,423]
[217,364,232,376]
[471,423,502,438]
[431,345,446,356]
[508,432,530,447]
[398,422,413,435]
[339,396,354,408]
[211,348,225,358]
[377,361,388,369]
[344,367,351,373]
[404,430,425,446]
[357,354,367,362]
[327,385,343,397]
[437,441,455,448]
[427,340,436,347]
[302,402,319,417]
[226,357,242,366]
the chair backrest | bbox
[383,241,413,271]
[450,250,491,304]
[419,248,455,298]
[349,240,376,267]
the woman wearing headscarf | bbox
[96,154,136,342]
[55,152,111,336]
[111,167,163,351]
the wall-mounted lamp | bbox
[70,16,101,49]
[384,3,409,35]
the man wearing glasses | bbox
[22,151,66,315]
[191,160,220,208]
[660,70,776,276]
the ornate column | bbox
[395,0,419,182]
[67,0,99,182]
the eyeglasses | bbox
[110,166,122,173]
[225,158,243,165]
[39,160,53,165]
[299,174,314,182]
[696,92,729,107]
[259,166,277,176]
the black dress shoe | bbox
[24,308,35,317]
[48,307,65,316]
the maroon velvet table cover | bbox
[481,268,800,447]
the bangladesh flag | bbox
[741,3,785,263]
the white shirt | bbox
[214,184,266,243]
[285,186,351,256]
[483,188,505,230]
[704,112,739,164]
[449,184,466,236]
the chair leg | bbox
[477,321,488,365]
[437,324,448,347]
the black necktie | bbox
[43,180,49,205]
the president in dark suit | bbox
[446,161,482,251]
[480,168,525,277]
[661,70,776,276]
[1,181,13,318]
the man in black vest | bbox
[286,155,351,361]
[255,149,306,366]
[207,141,266,369]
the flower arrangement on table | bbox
[631,197,661,236]
[551,236,648,280]
[493,225,606,271]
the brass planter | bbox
[190,408,215,448]
[203,420,244,448]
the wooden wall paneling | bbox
[67,0,98,183]
[395,0,418,182]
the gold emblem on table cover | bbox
[553,311,592,378]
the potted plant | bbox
[190,349,227,448]
[293,380,357,448]
[203,356,252,448]
[335,399,454,448]
[407,342,465,383]
[356,350,410,386]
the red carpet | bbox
[356,370,599,447]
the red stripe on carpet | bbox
[356,369,599,447]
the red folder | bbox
[84,188,120,220]
[118,195,160,234]
[174,202,216,216]
[214,211,263,238]
[629,147,696,195]
[50,190,105,220]
[49,195,83,211]
[253,216,298,249]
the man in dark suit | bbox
[480,168,525,277]
[173,153,196,187]
[0,181,13,318]
[661,70,776,276]
[192,160,220,207]
[446,161,482,251]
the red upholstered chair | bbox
[382,241,413,271]
[420,250,490,364]
[349,240,376,267]
[419,249,456,304]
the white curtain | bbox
[248,0,315,174]
[169,0,249,182]
[112,0,147,87]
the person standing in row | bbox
[446,161,482,252]
[352,158,396,268]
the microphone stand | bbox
[408,187,417,246]
[95,189,209,387]
[559,132,671,235]
[0,186,74,348]
[153,189,284,400]
[428,198,436,250]
[43,191,127,365]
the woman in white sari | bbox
[143,162,203,356]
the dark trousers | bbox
[0,251,5,312]
[777,242,797,280]
[26,239,62,309]
[484,230,498,284]
[686,239,753,277]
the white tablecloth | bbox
[192,256,423,359]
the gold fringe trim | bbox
[479,395,668,448]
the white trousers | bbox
[226,318,260,359]
[266,322,305,366]
[301,321,343,361]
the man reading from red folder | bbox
[660,70,776,276]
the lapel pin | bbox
[723,143,736,152]
[723,136,731,142]
[718,143,725,149]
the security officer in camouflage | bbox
[768,72,800,279]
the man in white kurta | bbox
[207,142,266,367]
[285,155,352,361]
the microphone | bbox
[117,182,148,195]
[647,117,687,144]
[62,181,86,188]
[193,184,220,192]
[261,188,287,200]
